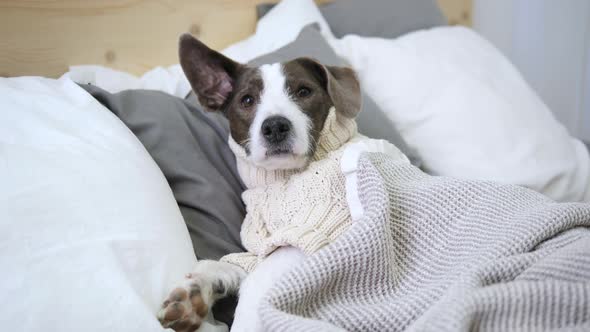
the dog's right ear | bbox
[294,57,361,119]
[179,33,243,112]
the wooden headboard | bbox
[0,0,470,78]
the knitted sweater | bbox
[220,109,361,272]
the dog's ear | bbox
[297,57,362,118]
[179,33,244,112]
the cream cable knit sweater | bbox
[221,109,361,272]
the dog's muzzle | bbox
[262,116,292,145]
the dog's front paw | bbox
[157,275,216,331]
[158,282,207,332]
[158,260,246,332]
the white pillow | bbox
[62,64,192,98]
[0,77,224,331]
[330,27,590,202]
[222,0,333,63]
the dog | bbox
[157,33,403,331]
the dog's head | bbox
[179,34,361,170]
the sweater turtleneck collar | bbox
[228,108,358,189]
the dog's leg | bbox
[158,260,246,332]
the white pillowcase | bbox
[222,0,334,63]
[62,64,192,98]
[0,77,225,332]
[330,27,590,202]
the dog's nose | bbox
[261,116,291,144]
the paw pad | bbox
[158,284,206,331]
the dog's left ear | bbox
[179,33,244,112]
[297,58,362,118]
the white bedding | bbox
[0,77,226,332]
[329,27,590,202]
[63,64,191,98]
[7,1,589,331]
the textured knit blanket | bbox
[258,153,590,331]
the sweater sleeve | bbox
[220,252,260,273]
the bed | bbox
[2,1,590,332]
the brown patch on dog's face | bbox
[223,67,263,152]
[282,59,334,154]
[178,33,262,152]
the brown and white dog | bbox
[157,34,362,332]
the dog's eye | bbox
[296,86,312,98]
[240,95,255,108]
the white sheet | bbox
[0,77,225,332]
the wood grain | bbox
[0,0,274,77]
[437,0,472,26]
[0,0,470,78]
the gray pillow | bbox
[80,84,246,261]
[257,0,446,39]
[245,24,422,166]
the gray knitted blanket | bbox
[258,153,590,331]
